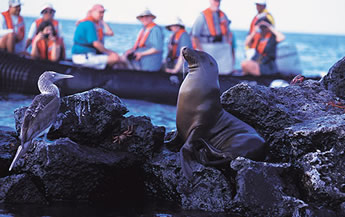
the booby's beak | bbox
[54,73,74,81]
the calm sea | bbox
[0,17,345,216]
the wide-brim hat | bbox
[253,0,266,5]
[165,17,185,31]
[136,8,156,20]
[9,0,22,7]
[40,3,56,13]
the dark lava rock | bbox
[0,128,19,177]
[321,56,345,99]
[221,80,345,162]
[144,148,233,212]
[0,174,46,204]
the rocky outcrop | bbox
[1,57,345,216]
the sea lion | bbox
[175,47,265,179]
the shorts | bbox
[72,53,108,70]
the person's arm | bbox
[134,47,160,60]
[49,36,61,62]
[101,20,114,36]
[165,54,184,74]
[30,33,43,59]
[25,22,37,49]
[92,40,114,54]
[244,28,257,47]
[259,21,285,43]
[192,36,202,51]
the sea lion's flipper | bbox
[179,129,201,180]
[164,130,183,152]
[198,138,233,166]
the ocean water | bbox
[0,17,345,216]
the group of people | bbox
[0,0,285,76]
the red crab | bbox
[290,75,305,85]
[113,125,134,144]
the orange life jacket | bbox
[77,16,104,42]
[251,32,272,55]
[35,36,65,61]
[169,28,186,60]
[1,10,25,41]
[133,22,156,49]
[202,8,228,36]
[35,18,59,36]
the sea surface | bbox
[0,17,345,216]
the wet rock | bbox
[11,138,144,202]
[144,148,233,212]
[0,128,19,177]
[0,174,46,204]
[229,157,306,216]
[7,88,165,203]
[321,56,345,99]
[221,80,345,162]
[48,88,128,146]
[297,148,345,207]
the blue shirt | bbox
[135,25,164,71]
[72,21,98,54]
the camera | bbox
[127,52,137,60]
[43,33,49,39]
[212,35,222,43]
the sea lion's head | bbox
[182,47,218,74]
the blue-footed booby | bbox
[9,71,73,171]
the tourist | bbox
[123,8,164,71]
[25,3,64,52]
[31,21,64,61]
[190,0,235,74]
[0,0,25,54]
[241,17,285,76]
[165,17,192,74]
[245,0,275,59]
[71,4,121,70]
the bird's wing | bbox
[20,93,61,144]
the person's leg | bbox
[0,33,16,52]
[241,60,260,76]
[107,52,120,66]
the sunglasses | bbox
[42,9,55,14]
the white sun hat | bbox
[165,17,185,31]
[40,3,56,14]
[253,0,266,5]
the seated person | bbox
[123,9,164,71]
[31,21,64,61]
[25,3,63,50]
[241,17,285,76]
[164,17,192,74]
[71,4,121,70]
[0,0,25,54]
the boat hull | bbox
[0,51,319,105]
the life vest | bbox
[168,28,186,60]
[202,8,228,37]
[35,36,65,61]
[133,22,156,49]
[1,10,25,41]
[35,18,59,36]
[77,16,104,42]
[249,9,274,34]
[251,32,272,55]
